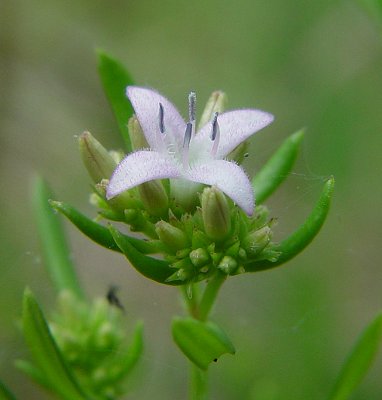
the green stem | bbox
[181,284,200,319]
[189,363,208,400]
[199,272,227,321]
[181,272,226,400]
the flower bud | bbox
[155,220,188,253]
[242,226,272,257]
[128,115,148,150]
[124,209,157,238]
[189,248,210,268]
[79,131,117,183]
[166,268,190,282]
[138,180,168,217]
[201,186,231,241]
[96,179,142,212]
[198,91,228,129]
[218,255,238,275]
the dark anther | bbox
[211,112,219,141]
[183,122,193,148]
[159,103,165,134]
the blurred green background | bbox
[1,0,381,399]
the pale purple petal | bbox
[193,109,274,158]
[184,159,255,215]
[127,86,186,151]
[107,150,181,199]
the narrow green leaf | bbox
[252,129,304,204]
[50,200,162,254]
[109,225,183,285]
[246,177,334,272]
[112,321,144,380]
[172,317,235,370]
[0,380,17,400]
[329,312,382,400]
[33,176,84,299]
[97,50,134,151]
[22,289,88,400]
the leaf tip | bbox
[290,128,305,144]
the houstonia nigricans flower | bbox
[106,87,274,215]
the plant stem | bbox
[199,272,226,321]
[189,362,208,400]
[181,272,227,400]
[181,283,200,319]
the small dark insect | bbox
[107,285,125,311]
[213,358,218,362]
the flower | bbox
[106,86,273,215]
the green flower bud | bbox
[155,220,188,253]
[96,321,114,348]
[138,180,168,217]
[198,91,228,129]
[201,186,231,241]
[79,131,117,183]
[95,179,142,212]
[218,255,238,275]
[124,209,157,238]
[166,268,189,282]
[128,115,148,150]
[109,149,125,164]
[242,226,272,257]
[189,248,210,267]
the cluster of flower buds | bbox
[49,290,142,400]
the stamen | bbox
[211,112,219,140]
[183,122,193,149]
[211,112,220,158]
[188,91,196,123]
[158,103,165,134]
[182,122,193,168]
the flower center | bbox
[157,92,221,168]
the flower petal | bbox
[193,109,274,158]
[107,150,181,199]
[184,159,254,215]
[126,86,186,151]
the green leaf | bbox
[329,312,382,400]
[97,50,134,151]
[33,176,84,299]
[0,380,17,400]
[21,289,89,400]
[172,317,235,370]
[112,321,144,380]
[50,200,162,254]
[109,225,183,285]
[246,176,334,272]
[252,129,304,204]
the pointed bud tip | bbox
[201,186,231,241]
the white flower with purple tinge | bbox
[106,86,273,216]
